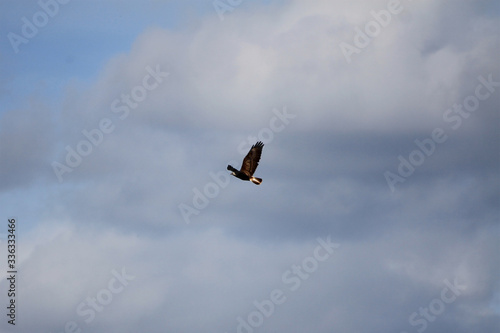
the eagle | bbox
[227,141,264,185]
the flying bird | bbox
[227,141,264,185]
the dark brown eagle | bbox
[227,141,264,185]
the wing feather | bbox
[240,141,264,176]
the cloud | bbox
[4,218,497,332]
[0,0,498,332]
[0,98,55,189]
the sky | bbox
[0,0,499,332]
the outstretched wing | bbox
[240,141,264,177]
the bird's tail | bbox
[227,165,238,173]
[250,177,262,185]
